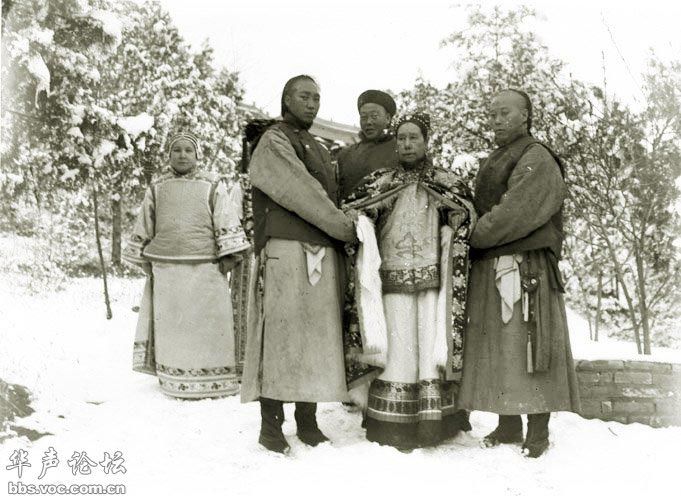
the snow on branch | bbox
[117,113,154,139]
[27,54,50,105]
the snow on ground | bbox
[567,309,681,363]
[1,272,680,500]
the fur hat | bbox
[357,90,396,117]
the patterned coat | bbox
[342,160,475,388]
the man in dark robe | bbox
[337,90,399,202]
[458,89,581,458]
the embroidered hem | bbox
[367,379,458,424]
[132,341,156,376]
[156,363,239,399]
[142,253,218,264]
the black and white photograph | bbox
[1,0,680,498]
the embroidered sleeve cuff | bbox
[122,238,148,266]
[215,226,251,258]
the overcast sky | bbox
[158,0,680,126]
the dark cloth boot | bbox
[295,402,329,446]
[443,409,472,440]
[417,420,443,447]
[366,417,418,451]
[523,413,550,458]
[258,398,289,454]
[482,414,523,448]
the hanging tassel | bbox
[527,335,534,374]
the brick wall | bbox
[576,359,681,427]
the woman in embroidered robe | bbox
[123,132,250,399]
[343,114,475,449]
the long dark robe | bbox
[458,142,581,414]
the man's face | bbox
[284,79,320,125]
[169,139,197,173]
[359,103,391,140]
[489,91,528,146]
[396,122,426,166]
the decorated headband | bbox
[394,113,431,140]
[168,132,201,159]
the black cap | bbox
[357,90,396,117]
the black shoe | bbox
[258,398,290,454]
[443,410,472,439]
[482,415,523,448]
[459,410,473,432]
[522,413,550,458]
[295,402,329,446]
[417,420,443,447]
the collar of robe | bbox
[359,129,393,144]
[496,130,531,149]
[170,166,198,177]
[282,112,313,131]
[398,156,432,173]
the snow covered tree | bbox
[1,0,125,310]
[569,56,681,353]
[399,4,681,352]
[95,1,245,265]
[1,0,247,315]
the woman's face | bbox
[169,139,197,173]
[396,122,426,166]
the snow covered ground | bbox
[1,271,680,499]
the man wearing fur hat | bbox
[337,89,399,202]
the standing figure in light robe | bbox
[240,75,357,454]
[124,132,250,399]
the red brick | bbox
[627,415,652,425]
[579,385,615,399]
[607,415,629,424]
[619,386,668,398]
[597,372,614,384]
[652,373,681,390]
[612,400,654,414]
[578,372,600,384]
[577,360,624,371]
[624,361,671,373]
[650,415,681,427]
[579,400,602,417]
[614,372,652,385]
[655,399,681,415]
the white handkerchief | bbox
[302,243,325,286]
[494,254,523,324]
[355,215,387,367]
